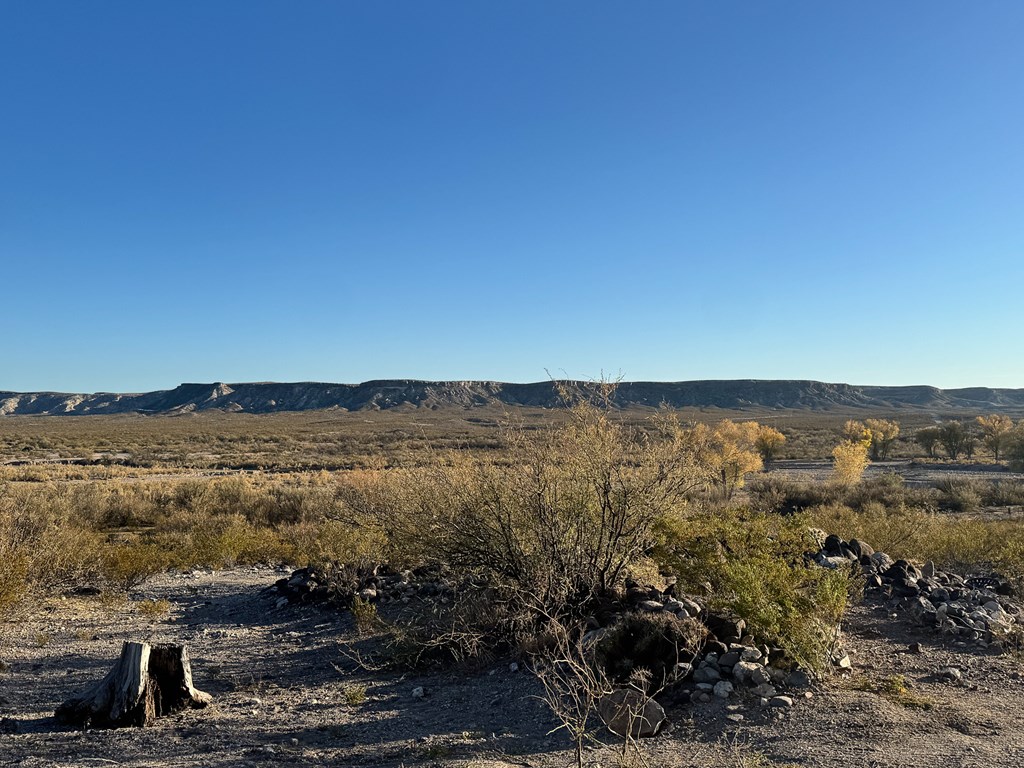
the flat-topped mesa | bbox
[1,380,1022,416]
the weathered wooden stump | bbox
[56,641,212,727]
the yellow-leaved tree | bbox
[705,420,764,499]
[831,439,870,486]
[864,418,900,460]
[754,425,786,462]
[976,414,1014,461]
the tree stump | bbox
[56,641,212,727]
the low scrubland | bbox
[2,398,1023,677]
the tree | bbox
[843,420,870,444]
[864,418,900,461]
[706,420,764,499]
[1007,424,1024,472]
[937,421,969,460]
[831,439,869,486]
[754,425,786,462]
[976,414,1014,461]
[914,426,942,458]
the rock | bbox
[849,539,874,559]
[752,683,777,698]
[823,534,844,556]
[726,713,744,723]
[275,597,289,609]
[705,612,746,644]
[694,663,721,684]
[638,600,664,613]
[713,681,734,699]
[411,686,425,699]
[770,695,794,708]
[921,561,936,579]
[719,651,740,668]
[832,653,852,670]
[750,666,772,686]
[664,598,687,615]
[785,669,811,688]
[508,662,519,673]
[679,598,703,617]
[740,646,763,662]
[673,662,694,682]
[938,667,962,683]
[871,552,895,571]
[732,661,761,684]
[598,689,666,738]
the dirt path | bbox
[2,569,1022,767]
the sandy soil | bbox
[2,568,1023,768]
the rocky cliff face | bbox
[2,379,1023,416]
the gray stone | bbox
[740,646,763,662]
[732,661,761,684]
[750,666,771,686]
[694,664,721,684]
[713,681,735,699]
[938,667,962,683]
[785,669,811,689]
[411,686,425,699]
[871,552,895,571]
[752,683,777,698]
[598,689,666,738]
[770,695,795,708]
[832,653,852,670]
[638,600,664,613]
[719,651,740,668]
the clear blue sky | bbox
[2,2,1022,392]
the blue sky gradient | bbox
[2,2,1022,392]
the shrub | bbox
[654,509,854,673]
[372,398,710,617]
[831,440,869,486]
[592,612,707,686]
[935,478,984,514]
[102,541,172,592]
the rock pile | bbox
[812,532,1021,646]
[273,563,455,608]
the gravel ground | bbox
[1,568,1023,768]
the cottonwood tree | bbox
[703,420,764,499]
[864,418,900,460]
[754,425,786,462]
[915,426,942,458]
[831,438,870,486]
[846,419,900,461]
[976,414,1014,461]
[937,421,971,460]
[1007,424,1024,471]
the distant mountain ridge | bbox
[2,380,1024,416]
